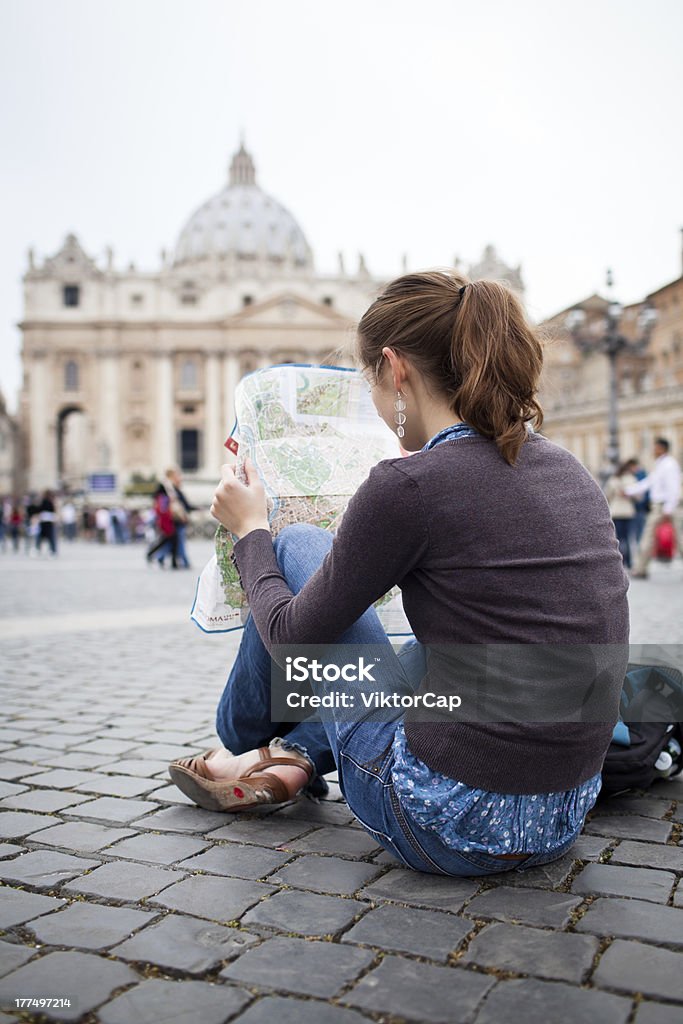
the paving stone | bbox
[131,805,230,833]
[63,860,187,900]
[42,752,118,771]
[27,901,157,949]
[594,939,683,1001]
[271,854,381,895]
[572,863,676,903]
[636,1001,683,1024]
[287,826,381,857]
[0,887,66,928]
[207,818,313,846]
[576,897,683,947]
[0,940,35,979]
[233,996,370,1024]
[61,796,158,824]
[585,815,672,843]
[29,820,135,853]
[360,867,477,911]
[70,738,138,756]
[242,889,363,937]
[462,921,599,982]
[111,914,257,973]
[144,784,194,805]
[22,769,105,790]
[596,796,674,818]
[74,774,162,797]
[0,783,28,800]
[99,758,169,777]
[98,978,250,1024]
[569,834,614,861]
[0,790,91,814]
[127,743,193,760]
[178,843,291,879]
[0,850,101,888]
[493,853,576,890]
[342,902,471,960]
[0,844,23,859]
[0,950,137,1021]
[0,811,60,839]
[0,762,45,781]
[474,977,631,1024]
[272,799,357,826]
[222,935,373,997]
[149,873,275,922]
[464,887,582,927]
[107,830,210,865]
[345,954,494,1023]
[674,886,683,907]
[21,733,78,750]
[6,745,66,764]
[610,840,683,872]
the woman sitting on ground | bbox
[170,271,629,876]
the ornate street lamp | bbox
[566,269,657,479]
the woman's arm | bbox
[231,460,429,650]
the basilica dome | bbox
[173,144,313,270]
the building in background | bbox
[539,248,683,477]
[18,143,382,500]
[0,389,18,495]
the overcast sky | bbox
[1,0,681,410]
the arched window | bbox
[131,360,145,392]
[64,360,79,391]
[180,359,198,390]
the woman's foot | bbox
[204,747,309,800]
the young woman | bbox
[170,272,629,876]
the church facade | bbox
[17,142,524,499]
[18,145,381,499]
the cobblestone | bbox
[1,542,682,1023]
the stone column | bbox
[97,352,121,477]
[202,352,223,477]
[154,351,175,472]
[28,352,56,490]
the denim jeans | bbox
[216,523,578,876]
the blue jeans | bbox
[216,523,578,876]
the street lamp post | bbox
[566,270,657,480]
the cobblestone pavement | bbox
[0,541,682,1023]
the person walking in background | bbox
[626,457,649,543]
[61,500,77,541]
[626,438,681,578]
[605,461,637,569]
[163,468,194,569]
[24,494,39,554]
[9,502,22,551]
[36,490,58,556]
[146,484,178,568]
[95,506,111,544]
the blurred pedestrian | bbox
[146,486,177,567]
[36,490,58,555]
[625,457,649,543]
[95,506,111,544]
[626,438,681,578]
[604,461,637,568]
[61,500,77,541]
[163,467,194,568]
[9,502,22,551]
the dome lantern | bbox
[229,143,256,187]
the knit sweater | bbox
[233,432,630,793]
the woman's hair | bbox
[616,460,634,477]
[356,270,544,465]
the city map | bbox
[191,365,410,635]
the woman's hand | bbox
[210,458,270,539]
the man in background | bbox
[626,438,681,578]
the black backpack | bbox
[601,665,683,795]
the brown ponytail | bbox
[357,270,544,465]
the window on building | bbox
[131,293,144,306]
[131,360,145,392]
[63,285,80,307]
[322,296,333,306]
[181,294,198,305]
[182,404,196,414]
[242,295,253,306]
[179,429,200,471]
[64,360,79,391]
[180,359,198,391]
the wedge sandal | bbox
[168,745,314,812]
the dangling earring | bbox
[394,390,406,438]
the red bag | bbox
[654,520,676,561]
